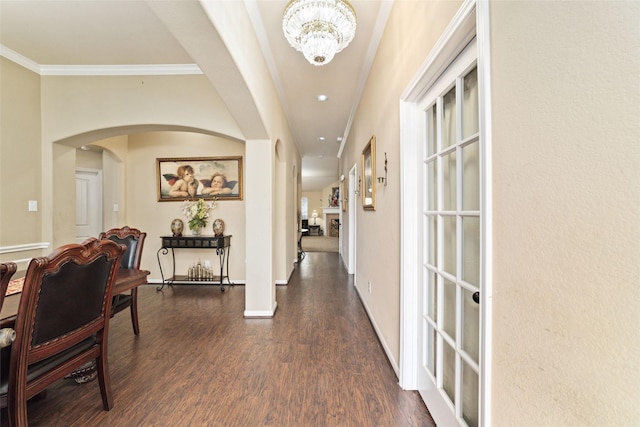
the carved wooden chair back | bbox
[98,226,147,335]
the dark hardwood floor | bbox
[1,252,435,426]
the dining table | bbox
[0,267,150,383]
[0,268,150,328]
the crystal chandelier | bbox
[282,0,357,66]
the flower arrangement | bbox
[182,198,216,231]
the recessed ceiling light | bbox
[337,137,343,142]
[317,94,328,102]
[318,137,326,141]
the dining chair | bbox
[0,261,17,313]
[98,226,147,335]
[0,238,124,426]
[0,262,18,409]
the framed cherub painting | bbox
[157,156,243,202]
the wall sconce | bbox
[377,152,388,186]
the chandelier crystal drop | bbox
[282,0,357,66]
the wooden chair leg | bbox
[8,387,28,427]
[130,288,140,335]
[95,353,113,411]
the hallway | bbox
[3,252,434,426]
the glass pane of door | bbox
[442,215,456,276]
[442,340,456,404]
[462,287,479,362]
[425,268,437,319]
[428,104,437,156]
[462,142,479,211]
[443,87,457,149]
[462,361,479,427]
[462,216,480,286]
[426,160,437,210]
[462,67,479,139]
[425,322,436,376]
[442,278,456,340]
[443,151,457,211]
[425,214,438,266]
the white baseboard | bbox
[355,284,400,377]
[244,302,278,318]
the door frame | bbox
[347,163,357,275]
[399,0,494,425]
[75,168,103,242]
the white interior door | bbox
[417,40,481,427]
[75,169,102,242]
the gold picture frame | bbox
[361,136,376,210]
[157,156,243,202]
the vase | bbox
[191,225,202,236]
[212,218,225,236]
[170,218,184,237]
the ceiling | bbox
[0,0,391,191]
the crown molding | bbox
[1,44,202,76]
[0,45,41,73]
[40,64,202,76]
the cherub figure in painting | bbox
[168,165,199,197]
[201,172,237,196]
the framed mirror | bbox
[361,136,376,210]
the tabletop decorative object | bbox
[170,218,184,237]
[212,218,225,236]
[0,328,16,347]
[182,198,216,235]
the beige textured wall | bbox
[124,131,246,282]
[0,58,42,262]
[96,136,128,230]
[76,148,102,170]
[340,0,462,367]
[40,74,243,144]
[490,1,640,425]
[302,190,324,230]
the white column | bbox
[244,139,277,317]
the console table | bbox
[156,235,232,292]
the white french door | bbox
[416,37,482,426]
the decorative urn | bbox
[212,218,225,236]
[170,218,184,237]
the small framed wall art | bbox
[361,136,376,210]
